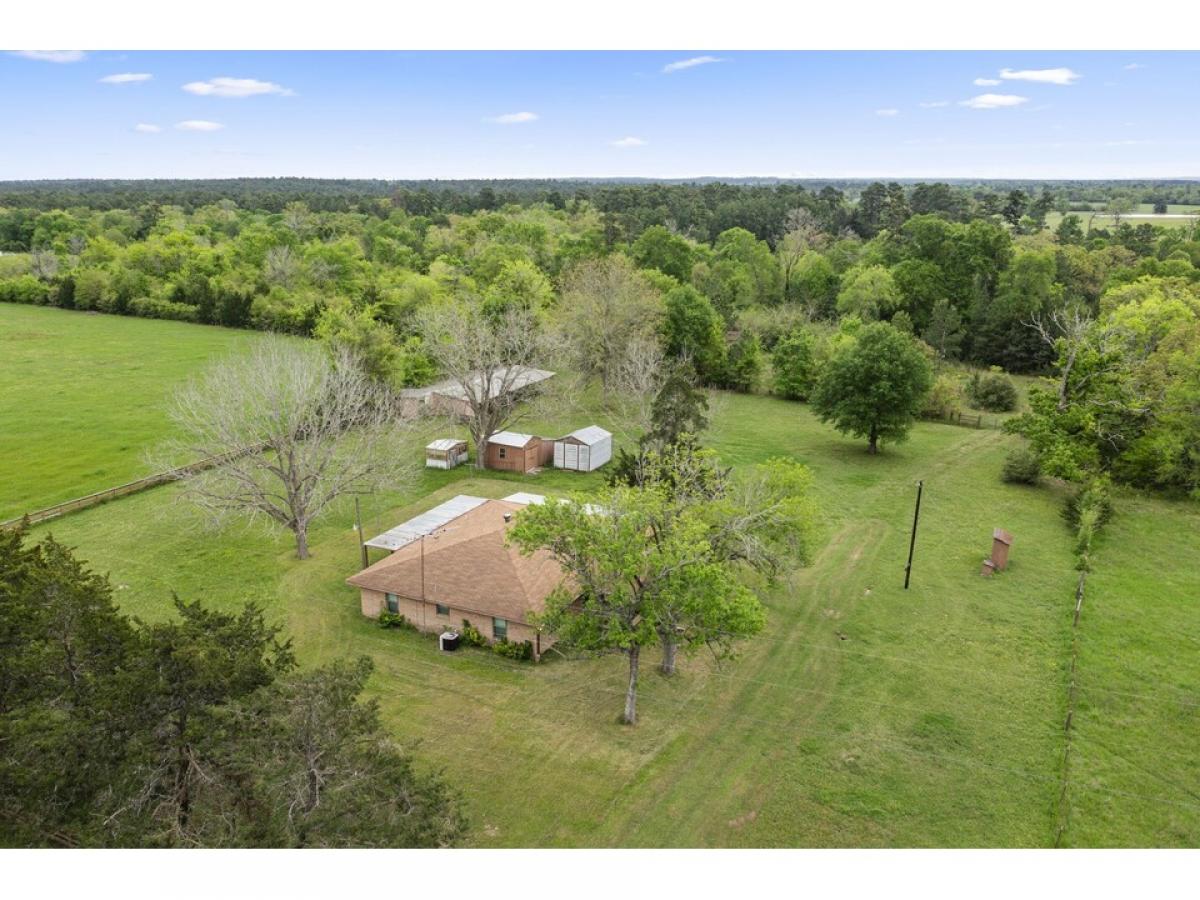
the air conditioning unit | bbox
[439,631,460,652]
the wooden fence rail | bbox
[1,445,260,530]
[924,409,993,430]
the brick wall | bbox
[358,589,556,658]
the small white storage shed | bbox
[553,426,613,472]
[425,438,469,469]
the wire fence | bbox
[0,444,260,530]
[1054,568,1089,847]
[925,409,996,430]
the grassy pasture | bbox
[1045,210,1199,231]
[8,308,1199,847]
[0,303,263,520]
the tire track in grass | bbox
[592,519,888,846]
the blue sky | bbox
[1,50,1197,180]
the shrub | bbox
[1001,447,1042,484]
[492,639,534,661]
[127,296,199,322]
[966,370,1018,412]
[920,373,965,420]
[0,275,50,305]
[378,611,414,630]
[459,620,488,647]
[1062,478,1115,530]
[736,304,811,351]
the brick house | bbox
[398,367,555,419]
[347,494,567,659]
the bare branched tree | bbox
[282,201,313,238]
[417,303,547,468]
[777,208,825,302]
[157,337,414,559]
[307,258,337,288]
[1028,308,1126,411]
[1028,309,1151,449]
[263,246,301,288]
[30,249,59,281]
[557,256,664,390]
[606,336,666,440]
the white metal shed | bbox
[553,425,613,472]
[425,438,468,469]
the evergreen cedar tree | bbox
[0,526,465,848]
[608,364,711,490]
[811,322,934,454]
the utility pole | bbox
[904,480,924,590]
[355,497,367,569]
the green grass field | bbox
[1045,209,1199,231]
[0,304,264,520]
[8,307,1200,847]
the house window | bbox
[435,603,450,617]
[493,618,508,642]
[498,446,507,459]
[385,593,399,614]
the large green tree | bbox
[631,225,697,283]
[836,264,902,320]
[661,284,727,383]
[772,329,820,400]
[510,454,812,723]
[811,321,933,453]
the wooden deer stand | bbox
[981,528,1013,576]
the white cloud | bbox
[484,111,538,124]
[1123,63,1145,71]
[175,120,225,132]
[918,100,950,108]
[999,67,1081,85]
[960,93,1030,110]
[973,77,1001,86]
[662,55,724,74]
[610,136,646,148]
[182,77,294,98]
[133,123,162,133]
[10,50,85,63]
[100,73,153,84]
[875,108,900,117]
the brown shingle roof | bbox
[346,499,567,625]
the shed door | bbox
[563,443,579,469]
[554,441,564,467]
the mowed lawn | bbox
[0,304,263,520]
[13,311,1199,847]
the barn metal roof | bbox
[400,367,554,402]
[501,492,548,506]
[487,431,537,448]
[565,425,612,445]
[502,491,604,515]
[426,438,466,451]
[364,494,488,551]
